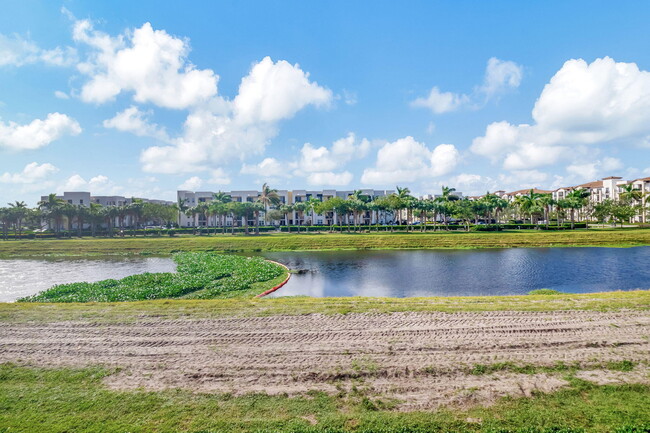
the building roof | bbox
[505,188,553,196]
[602,176,623,180]
[573,180,604,189]
[632,176,650,182]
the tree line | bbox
[1,184,646,240]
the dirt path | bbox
[2,310,649,409]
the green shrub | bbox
[528,289,563,295]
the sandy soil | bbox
[2,310,649,409]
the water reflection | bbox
[263,247,650,297]
[0,257,176,302]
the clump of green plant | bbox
[18,252,284,303]
[528,289,563,295]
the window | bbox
[80,199,84,204]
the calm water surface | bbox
[0,257,176,302]
[261,247,650,297]
[1,248,648,302]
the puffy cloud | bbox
[361,136,460,185]
[307,171,353,186]
[178,176,203,191]
[233,56,332,124]
[103,106,169,141]
[431,143,461,177]
[0,162,59,184]
[140,57,332,174]
[207,168,231,185]
[411,87,469,114]
[0,33,77,67]
[412,57,522,114]
[472,57,650,171]
[298,133,370,173]
[59,174,120,194]
[241,157,292,178]
[74,21,218,108]
[54,90,70,99]
[479,57,523,97]
[0,113,82,150]
[566,157,624,181]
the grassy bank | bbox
[2,290,649,323]
[1,363,648,433]
[0,229,649,257]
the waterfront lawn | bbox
[0,363,649,433]
[2,290,649,323]
[17,252,285,303]
[0,228,649,258]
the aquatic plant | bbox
[19,253,284,303]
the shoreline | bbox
[0,229,649,258]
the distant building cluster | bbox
[41,191,174,208]
[177,189,395,227]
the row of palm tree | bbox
[0,194,178,239]
[2,184,646,239]
[181,183,648,233]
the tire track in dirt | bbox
[2,310,649,409]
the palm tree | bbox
[279,204,294,232]
[257,183,281,225]
[88,203,103,237]
[38,193,65,235]
[252,202,264,234]
[0,207,11,240]
[395,186,412,225]
[620,184,644,222]
[176,198,189,228]
[347,190,370,229]
[514,190,542,225]
[7,201,28,239]
[128,198,144,235]
[566,188,591,229]
[211,192,232,234]
[305,197,322,227]
[537,194,555,229]
[293,202,308,233]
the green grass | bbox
[528,289,563,295]
[0,364,649,433]
[0,229,649,258]
[2,290,649,323]
[466,360,641,376]
[17,253,285,302]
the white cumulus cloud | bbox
[0,33,77,67]
[471,57,650,171]
[412,57,523,114]
[361,136,460,185]
[0,113,82,150]
[103,106,169,141]
[140,56,332,174]
[307,171,353,186]
[0,162,59,184]
[178,176,203,191]
[74,20,218,109]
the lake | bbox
[1,247,648,302]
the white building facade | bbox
[177,189,396,227]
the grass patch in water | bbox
[17,252,285,303]
[528,289,564,295]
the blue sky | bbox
[1,0,650,205]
